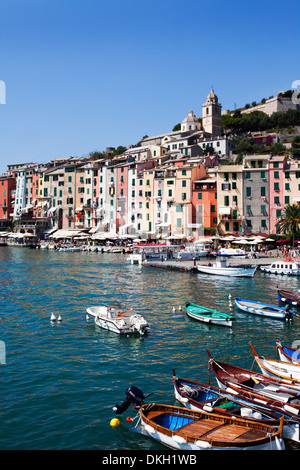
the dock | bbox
[142,251,281,272]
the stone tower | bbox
[202,89,222,136]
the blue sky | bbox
[0,0,299,174]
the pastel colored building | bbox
[216,165,243,234]
[0,173,16,228]
[243,155,270,234]
[268,156,286,234]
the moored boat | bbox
[197,259,257,277]
[131,403,284,450]
[172,369,300,444]
[276,341,300,364]
[207,351,300,416]
[216,247,248,258]
[260,257,300,275]
[234,297,295,320]
[249,342,300,384]
[277,288,300,306]
[184,301,234,327]
[86,304,149,335]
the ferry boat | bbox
[260,256,300,275]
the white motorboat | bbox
[59,245,83,252]
[86,305,149,335]
[216,247,248,258]
[197,259,257,277]
[260,257,300,275]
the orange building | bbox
[192,176,217,236]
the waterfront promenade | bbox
[143,250,280,272]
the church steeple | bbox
[202,89,222,136]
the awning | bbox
[49,229,84,238]
[218,207,231,215]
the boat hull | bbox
[197,265,256,277]
[185,302,233,327]
[234,297,292,319]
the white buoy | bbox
[228,294,232,299]
[50,313,56,321]
[172,307,176,312]
[178,305,182,311]
[58,315,62,322]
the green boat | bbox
[185,301,234,327]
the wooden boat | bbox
[172,369,300,444]
[276,341,300,364]
[207,351,300,417]
[184,301,234,327]
[86,304,149,335]
[131,403,284,450]
[249,342,300,384]
[197,259,257,277]
[234,297,295,320]
[277,288,300,306]
[260,257,300,275]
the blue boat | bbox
[276,341,300,363]
[234,297,295,320]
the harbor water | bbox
[0,246,299,450]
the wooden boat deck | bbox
[177,419,267,443]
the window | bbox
[285,183,290,190]
[176,218,182,228]
[274,171,279,179]
[211,204,216,212]
[274,182,279,191]
[224,196,229,206]
[246,187,251,197]
[285,196,290,204]
[261,171,266,179]
[198,193,202,200]
[261,187,266,197]
[261,220,266,228]
[182,180,186,187]
[274,196,279,204]
[273,162,279,168]
[245,172,251,179]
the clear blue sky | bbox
[1,0,299,174]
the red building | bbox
[0,174,16,228]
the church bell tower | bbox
[202,88,222,136]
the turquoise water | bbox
[0,247,299,450]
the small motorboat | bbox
[234,297,295,320]
[276,341,300,364]
[59,245,83,252]
[260,257,300,275]
[277,288,300,306]
[249,342,300,384]
[216,247,248,258]
[197,259,257,277]
[86,304,149,335]
[172,370,300,444]
[131,403,284,450]
[184,301,234,327]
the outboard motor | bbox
[113,386,153,414]
[284,304,294,321]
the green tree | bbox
[277,204,300,242]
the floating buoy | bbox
[50,313,56,321]
[178,305,182,311]
[126,416,133,422]
[228,294,232,299]
[172,307,176,312]
[58,315,62,322]
[110,418,120,427]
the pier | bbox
[143,251,280,272]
